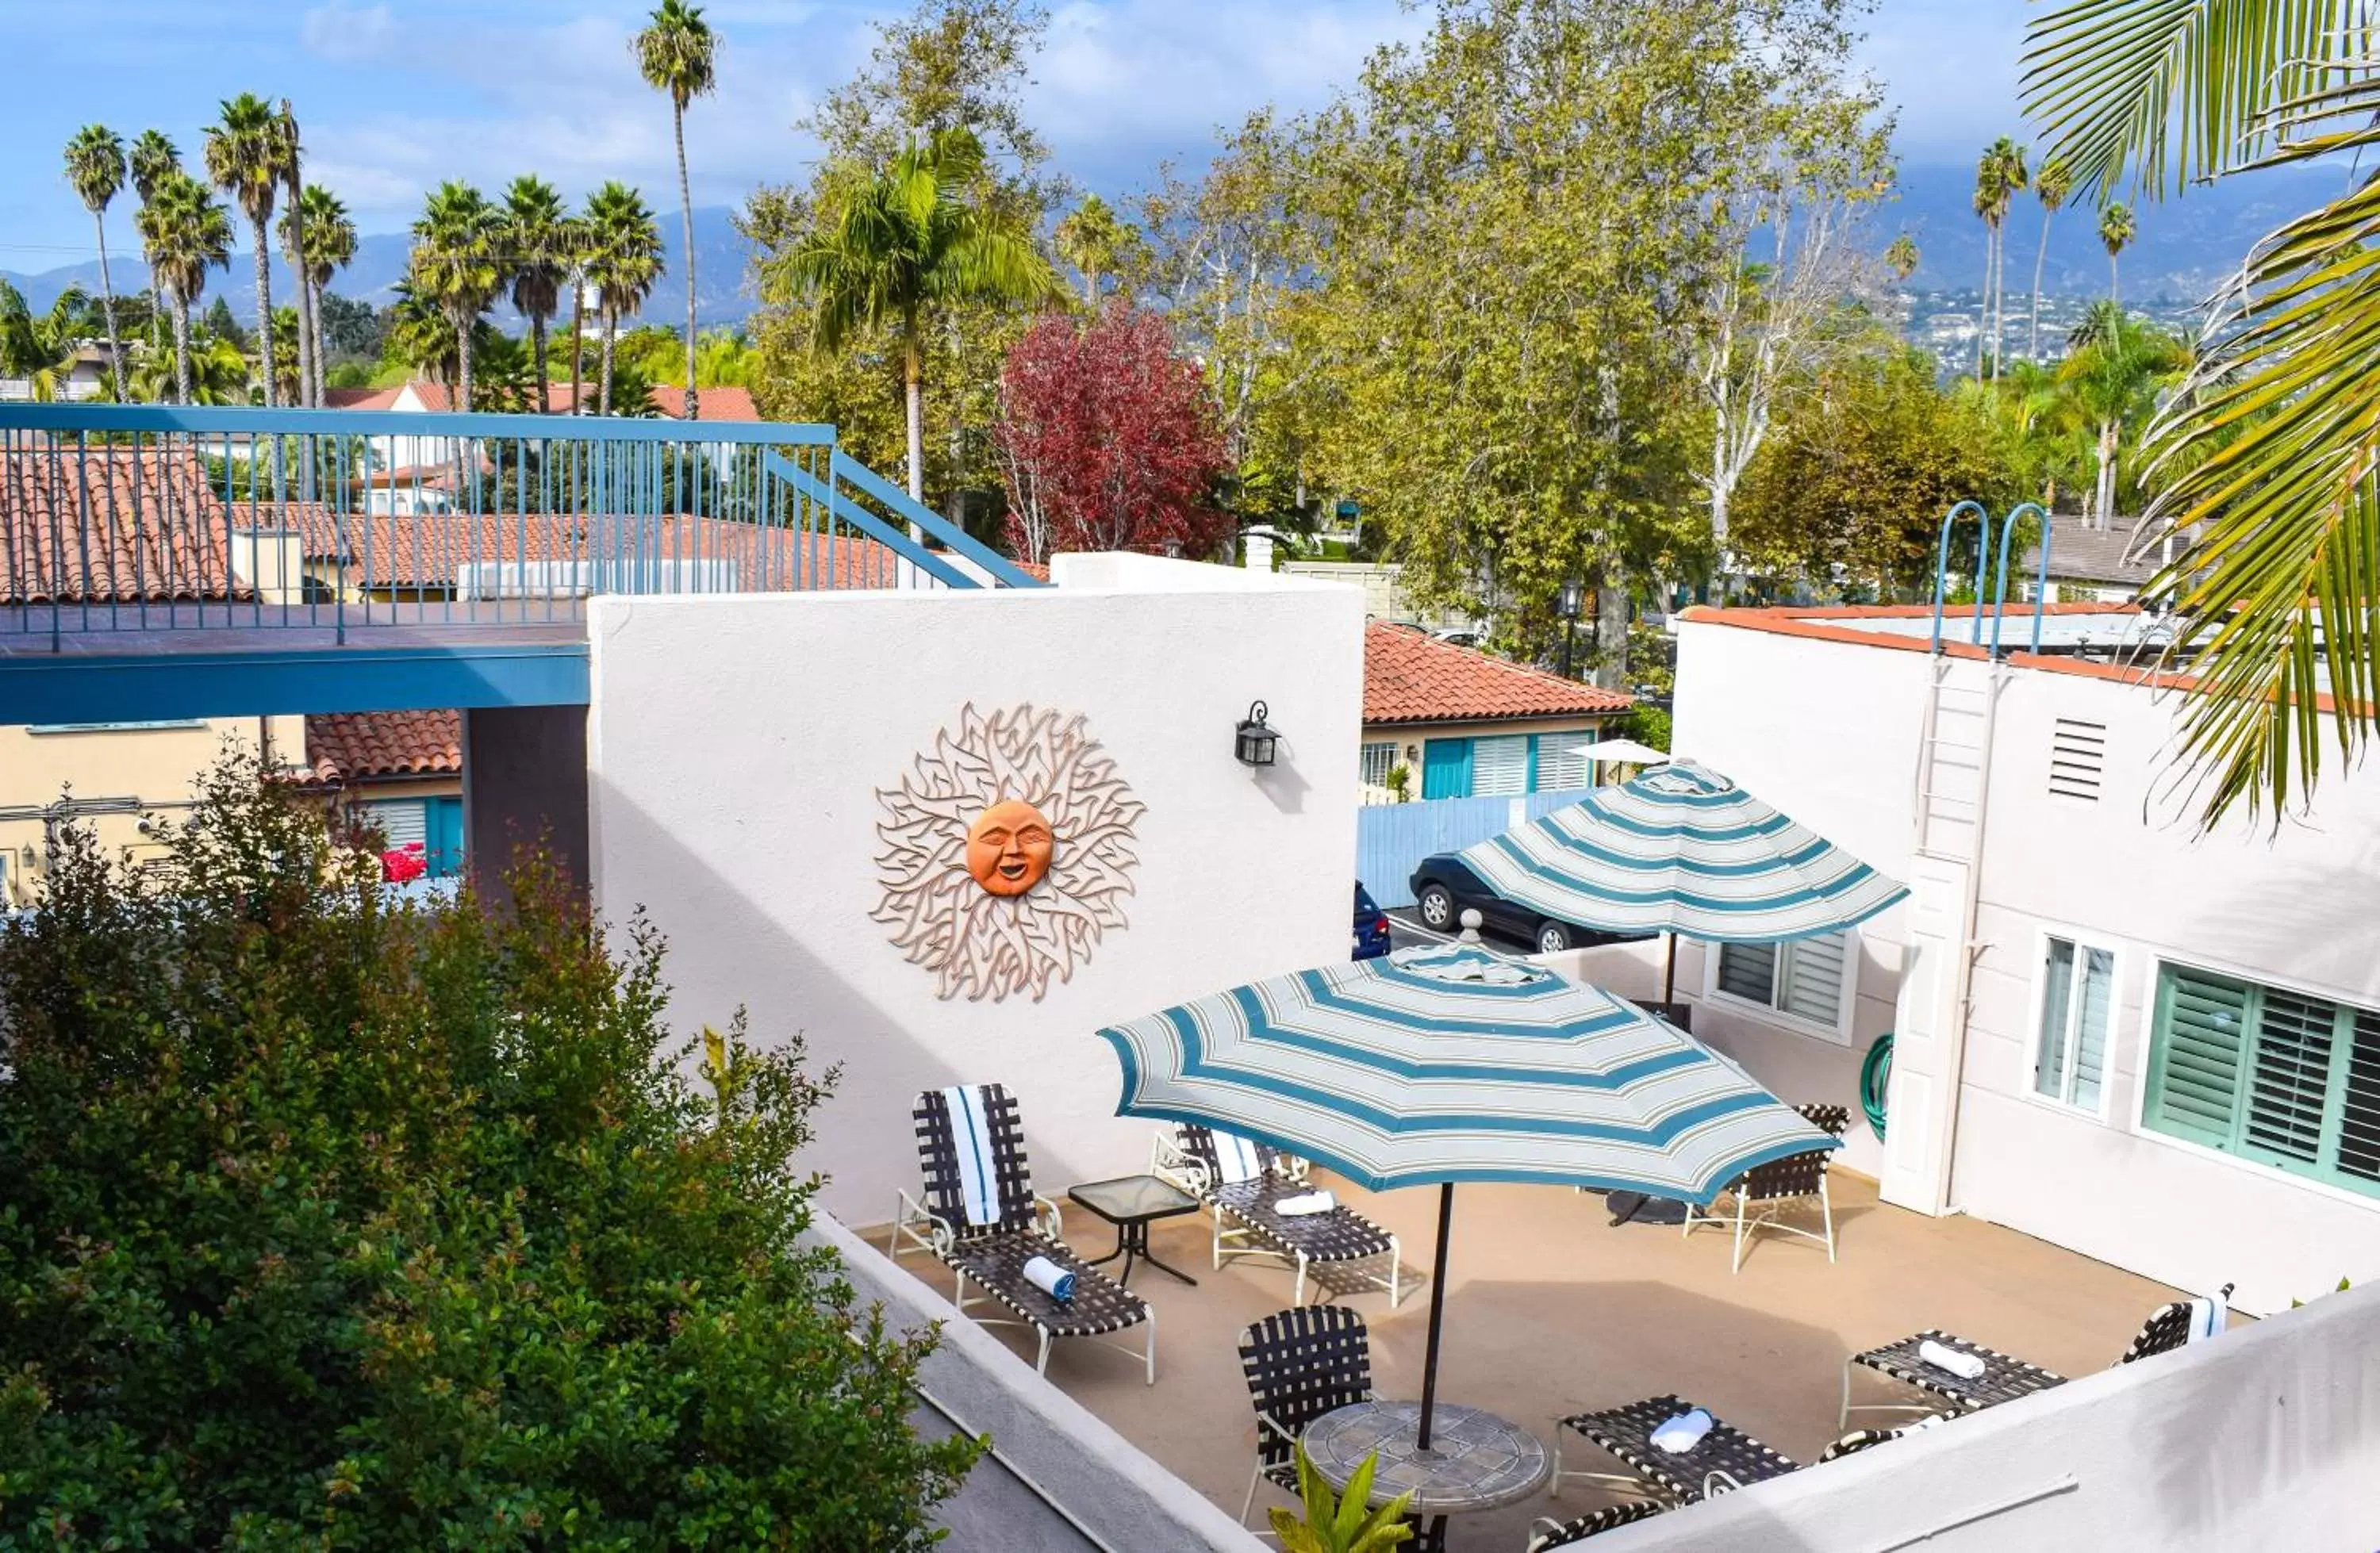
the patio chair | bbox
[1236,1306,1445,1552]
[1681,1102,1850,1272]
[1525,1500,1671,1549]
[888,1084,1155,1382]
[1840,1283,2232,1426]
[1155,1122,1402,1304]
[1553,1394,1936,1507]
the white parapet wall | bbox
[1596,1283,2380,1553]
[585,554,1363,1223]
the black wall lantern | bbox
[1234,701,1281,767]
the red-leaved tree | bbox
[995,305,1231,564]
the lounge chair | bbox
[1525,1501,1670,1550]
[1155,1122,1401,1304]
[1840,1285,2231,1426]
[888,1083,1155,1382]
[1553,1394,1927,1505]
[1682,1102,1850,1272]
[1237,1306,1443,1551]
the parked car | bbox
[1407,853,1637,956]
[1353,883,1392,961]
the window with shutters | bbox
[2033,935,2115,1114]
[1471,734,1531,797]
[363,800,428,851]
[1534,732,1590,792]
[1710,931,1854,1041]
[2143,962,2380,1200]
[1360,741,1398,790]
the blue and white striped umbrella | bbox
[1455,759,1908,942]
[1097,941,1833,1445]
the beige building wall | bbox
[0,715,305,905]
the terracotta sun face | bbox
[873,704,1145,1002]
[965,798,1055,896]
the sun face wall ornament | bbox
[873,704,1146,1002]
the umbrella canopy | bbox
[1097,941,1833,1449]
[1454,759,1907,943]
[1099,942,1830,1199]
[1572,737,1672,766]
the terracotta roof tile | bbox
[305,710,462,783]
[1362,621,1633,725]
[351,380,760,420]
[1,446,251,603]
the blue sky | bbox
[4,0,2029,263]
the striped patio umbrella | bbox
[1455,758,1909,998]
[1096,941,1833,1448]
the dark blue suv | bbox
[1353,884,1392,961]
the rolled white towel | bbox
[2186,1292,2226,1344]
[1274,1190,1338,1217]
[1917,1339,1987,1381]
[1021,1254,1077,1302]
[1649,1409,1713,1454]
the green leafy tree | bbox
[128,129,179,351]
[409,179,505,412]
[501,174,572,412]
[61,125,129,400]
[134,169,232,403]
[0,756,978,1547]
[0,283,90,401]
[768,127,1054,501]
[383,277,460,392]
[585,180,666,416]
[202,92,293,406]
[2057,300,2186,528]
[2097,201,2134,302]
[635,0,717,419]
[1054,191,1146,306]
[2028,157,2074,361]
[124,326,250,404]
[282,183,356,387]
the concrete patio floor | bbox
[874,1165,2194,1551]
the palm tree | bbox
[583,182,666,416]
[2029,158,2073,362]
[1054,193,1139,306]
[202,94,293,407]
[2097,202,2135,302]
[62,126,129,400]
[0,283,91,401]
[129,131,179,354]
[384,278,461,393]
[2059,301,2186,530]
[1883,233,1920,282]
[562,215,593,414]
[276,101,317,407]
[134,171,232,403]
[501,176,570,414]
[635,0,716,420]
[282,185,355,395]
[1973,138,2028,381]
[771,128,1056,501]
[409,182,505,413]
[128,329,250,405]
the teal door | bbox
[426,797,466,878]
[1421,738,1473,800]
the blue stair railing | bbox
[1928,500,2053,658]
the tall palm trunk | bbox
[902,335,925,504]
[570,284,587,415]
[454,313,473,414]
[2109,251,2120,304]
[531,312,550,415]
[2029,209,2055,362]
[312,276,328,398]
[249,215,275,406]
[600,305,616,417]
[171,293,191,405]
[2096,416,2118,529]
[90,214,125,401]
[674,102,697,420]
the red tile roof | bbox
[306,710,463,784]
[324,385,403,409]
[355,380,760,421]
[1362,621,1633,725]
[1,446,251,603]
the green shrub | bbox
[0,756,977,1548]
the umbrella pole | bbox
[1415,1182,1456,1451]
[1662,931,1678,1006]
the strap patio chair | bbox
[1840,1283,2232,1427]
[1236,1306,1444,1551]
[1681,1102,1850,1272]
[1155,1122,1401,1304]
[1553,1394,1935,1506]
[889,1083,1155,1382]
[1525,1499,1670,1549]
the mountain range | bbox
[0,160,2356,328]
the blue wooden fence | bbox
[1356,788,1593,909]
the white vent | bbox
[2049,718,2107,801]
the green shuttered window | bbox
[2144,963,2380,1199]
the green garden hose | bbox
[1860,1033,1893,1141]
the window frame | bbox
[2136,955,2380,1205]
[1359,740,1398,791]
[2025,926,2123,1122]
[1704,930,1860,1045]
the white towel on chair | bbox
[1212,1129,1264,1184]
[1021,1255,1076,1302]
[1650,1409,1713,1454]
[1274,1190,1336,1217]
[2186,1292,2227,1344]
[1917,1340,1986,1381]
[943,1085,1000,1225]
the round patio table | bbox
[1303,1399,1550,1521]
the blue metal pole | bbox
[1930,500,1988,654]
[2002,501,2052,654]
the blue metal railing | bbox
[1928,500,2052,658]
[0,401,1038,646]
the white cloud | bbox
[300,3,398,64]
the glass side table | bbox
[1066,1173,1202,1287]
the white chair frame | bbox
[1150,1130,1401,1306]
[1680,1167,1835,1274]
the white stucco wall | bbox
[1667,613,2380,1314]
[1600,1281,2380,1553]
[585,557,1363,1221]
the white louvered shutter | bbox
[1472,735,1530,797]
